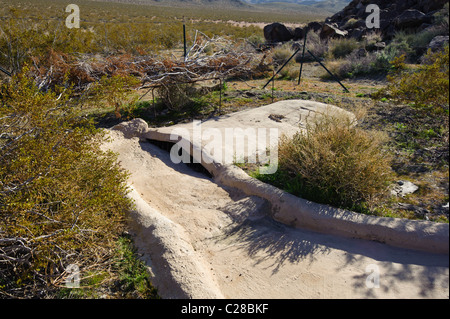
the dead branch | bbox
[29,36,270,92]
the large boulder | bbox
[293,27,305,41]
[306,21,323,33]
[394,9,431,29]
[263,22,294,44]
[427,35,449,52]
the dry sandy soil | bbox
[101,101,449,299]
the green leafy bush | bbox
[113,236,159,299]
[375,46,449,111]
[91,74,141,118]
[0,70,133,297]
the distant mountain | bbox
[91,0,250,7]
[242,0,351,13]
[90,0,350,13]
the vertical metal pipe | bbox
[219,78,222,112]
[298,28,308,85]
[271,69,274,103]
[183,22,187,60]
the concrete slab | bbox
[144,99,354,172]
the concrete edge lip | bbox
[139,128,449,255]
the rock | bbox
[320,23,348,40]
[394,9,430,29]
[263,22,294,44]
[306,21,323,33]
[374,41,386,49]
[349,27,366,40]
[354,47,367,58]
[427,35,449,52]
[293,27,305,41]
[390,180,419,197]
[112,118,149,140]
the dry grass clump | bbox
[319,50,392,79]
[327,37,361,59]
[271,43,295,67]
[277,111,393,211]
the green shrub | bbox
[246,34,265,49]
[320,51,391,79]
[279,64,299,80]
[387,22,448,62]
[274,111,392,211]
[343,18,359,29]
[328,38,361,59]
[375,46,449,111]
[113,236,159,299]
[0,70,133,297]
[91,74,141,118]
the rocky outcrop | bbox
[324,0,448,40]
[262,0,447,44]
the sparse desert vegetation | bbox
[1,0,449,299]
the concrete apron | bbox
[124,99,448,255]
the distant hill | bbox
[243,0,351,13]
[90,0,250,8]
[90,0,350,14]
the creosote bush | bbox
[375,46,449,112]
[90,74,141,118]
[273,111,393,212]
[0,71,133,297]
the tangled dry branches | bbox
[30,34,270,92]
